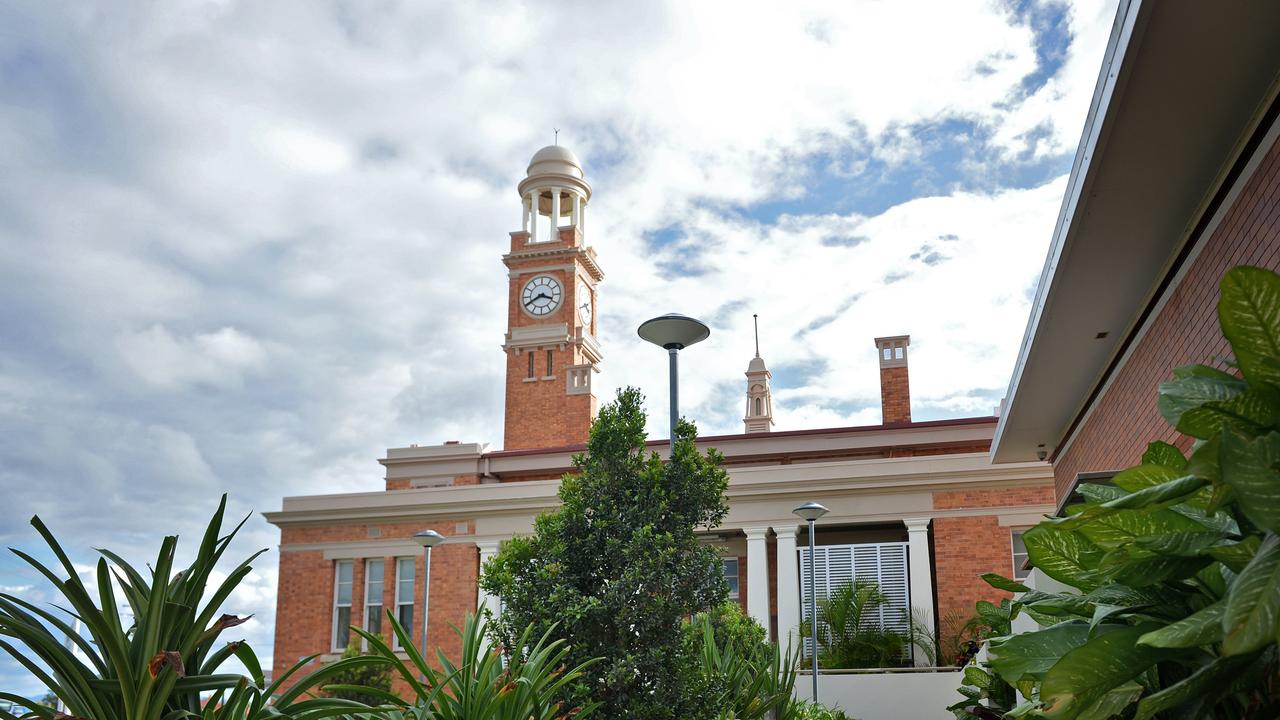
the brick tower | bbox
[501,145,603,450]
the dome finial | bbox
[753,313,760,358]
[553,128,559,146]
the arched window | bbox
[754,397,763,415]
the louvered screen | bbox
[798,542,912,662]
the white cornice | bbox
[265,454,1051,529]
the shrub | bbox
[0,495,388,720]
[348,611,598,720]
[322,643,393,706]
[949,265,1280,720]
[480,387,731,719]
[689,603,798,720]
[800,579,934,668]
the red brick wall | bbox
[879,366,912,424]
[931,485,1055,623]
[1054,134,1280,501]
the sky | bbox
[0,0,1119,695]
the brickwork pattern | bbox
[930,486,1053,624]
[879,366,911,424]
[1054,135,1280,501]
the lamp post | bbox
[413,529,445,677]
[793,501,829,703]
[637,313,710,450]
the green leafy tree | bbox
[480,387,731,719]
[949,265,1280,720]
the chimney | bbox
[875,335,911,424]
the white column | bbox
[904,517,935,667]
[773,524,800,649]
[549,187,561,237]
[579,199,586,235]
[744,526,771,636]
[528,192,539,242]
[571,192,581,227]
[476,540,502,621]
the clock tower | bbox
[501,145,602,450]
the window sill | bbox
[522,377,538,383]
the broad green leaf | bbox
[963,665,992,691]
[1020,591,1095,618]
[1177,388,1280,440]
[1206,534,1261,572]
[1218,265,1280,390]
[1134,652,1257,720]
[1101,553,1211,587]
[1103,475,1208,509]
[1038,624,1172,719]
[981,573,1030,593]
[1137,600,1225,648]
[1111,464,1183,493]
[1222,533,1280,655]
[1142,441,1187,471]
[986,621,1092,684]
[1073,506,1205,548]
[1022,526,1104,590]
[1076,484,1127,504]
[1131,531,1225,557]
[1186,435,1222,483]
[1158,374,1245,430]
[1220,430,1280,533]
[1076,681,1144,720]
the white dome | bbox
[527,145,584,179]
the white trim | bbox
[393,556,415,650]
[362,558,384,649]
[331,559,353,652]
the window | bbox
[527,353,535,379]
[753,397,763,416]
[882,348,892,360]
[1011,531,1031,580]
[895,347,904,359]
[723,558,740,600]
[799,543,910,660]
[394,557,415,649]
[364,559,384,641]
[546,350,554,377]
[332,560,353,651]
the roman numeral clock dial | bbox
[521,275,562,316]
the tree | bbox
[480,387,731,719]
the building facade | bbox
[266,146,1055,690]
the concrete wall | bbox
[795,669,963,720]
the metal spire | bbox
[553,128,559,145]
[753,314,760,358]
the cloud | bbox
[0,0,1119,695]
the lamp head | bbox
[413,529,446,548]
[638,313,710,350]
[792,501,829,522]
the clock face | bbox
[521,275,562,316]
[578,286,593,326]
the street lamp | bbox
[637,313,710,449]
[793,501,829,703]
[413,529,445,674]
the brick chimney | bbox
[875,335,911,424]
